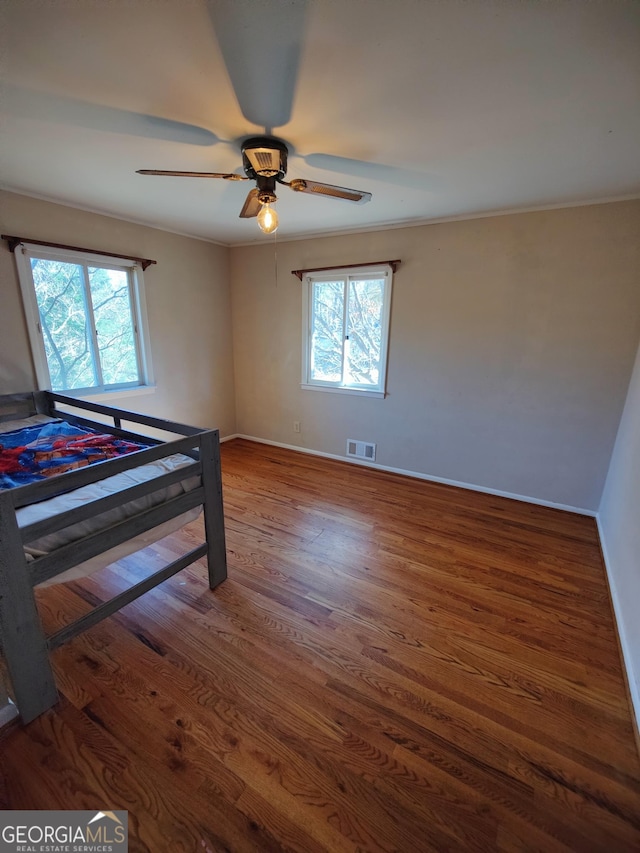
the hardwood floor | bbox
[2,438,639,851]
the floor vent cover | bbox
[346,439,376,461]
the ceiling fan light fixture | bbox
[257,201,279,234]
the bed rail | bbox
[45,391,207,436]
[19,460,201,543]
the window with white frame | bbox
[302,264,393,397]
[15,243,153,396]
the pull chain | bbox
[273,228,278,288]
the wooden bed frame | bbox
[0,391,227,724]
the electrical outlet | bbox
[293,421,301,433]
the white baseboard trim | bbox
[596,515,640,744]
[228,434,595,516]
[220,433,240,443]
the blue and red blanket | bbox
[0,419,148,490]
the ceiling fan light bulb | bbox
[257,202,279,234]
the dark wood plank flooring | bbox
[1,438,639,851]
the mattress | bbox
[2,416,202,586]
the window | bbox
[302,264,393,397]
[16,243,153,396]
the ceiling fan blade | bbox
[5,85,221,147]
[239,189,262,218]
[205,0,308,129]
[137,169,247,180]
[303,153,440,190]
[287,179,372,204]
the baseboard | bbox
[230,434,596,517]
[220,433,241,443]
[596,515,640,754]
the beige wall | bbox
[0,190,236,435]
[599,338,640,729]
[230,201,640,511]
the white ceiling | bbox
[1,0,639,246]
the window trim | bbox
[15,242,154,397]
[301,263,393,398]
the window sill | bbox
[301,383,385,399]
[63,385,157,403]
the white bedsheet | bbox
[0,414,58,433]
[5,417,202,586]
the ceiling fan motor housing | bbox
[242,136,288,181]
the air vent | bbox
[346,439,376,461]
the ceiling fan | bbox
[137,136,372,234]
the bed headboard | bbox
[0,392,51,424]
